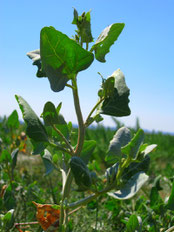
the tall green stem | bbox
[72,78,85,156]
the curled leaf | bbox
[91,23,125,62]
[32,201,60,231]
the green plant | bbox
[15,9,158,231]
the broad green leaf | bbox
[11,148,19,170]
[15,95,48,142]
[70,156,92,191]
[40,26,94,92]
[72,8,93,43]
[166,181,174,210]
[91,23,125,62]
[126,214,142,232]
[121,129,144,159]
[99,69,131,117]
[106,127,131,163]
[42,101,66,126]
[108,172,149,200]
[27,49,46,77]
[7,110,19,129]
[105,162,119,186]
[42,149,55,175]
[80,140,96,164]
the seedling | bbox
[16,9,157,231]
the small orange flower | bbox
[32,201,60,231]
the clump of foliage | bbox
[0,8,174,232]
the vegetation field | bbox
[0,112,174,231]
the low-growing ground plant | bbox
[1,8,174,232]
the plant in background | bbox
[15,9,158,231]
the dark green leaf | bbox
[106,127,131,163]
[70,156,92,191]
[31,140,48,155]
[42,149,55,175]
[15,95,48,142]
[11,148,19,170]
[27,49,46,77]
[7,110,19,129]
[80,140,96,164]
[99,69,131,117]
[166,181,174,210]
[150,186,163,209]
[42,101,66,126]
[91,23,125,62]
[123,155,150,181]
[4,185,16,210]
[72,8,93,43]
[40,27,94,92]
[121,129,144,159]
[126,214,142,232]
[105,162,119,185]
[108,172,149,200]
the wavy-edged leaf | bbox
[70,156,92,191]
[40,26,94,92]
[91,23,125,62]
[27,49,46,77]
[121,129,144,159]
[108,172,149,200]
[99,69,131,117]
[106,127,131,163]
[15,95,48,142]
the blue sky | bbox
[1,0,174,133]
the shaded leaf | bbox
[99,69,130,117]
[80,140,96,164]
[70,156,92,191]
[42,149,55,175]
[40,26,94,92]
[42,101,66,126]
[4,184,16,210]
[15,95,48,142]
[91,23,125,62]
[123,155,150,181]
[105,162,119,185]
[106,127,131,163]
[121,129,144,159]
[108,172,149,200]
